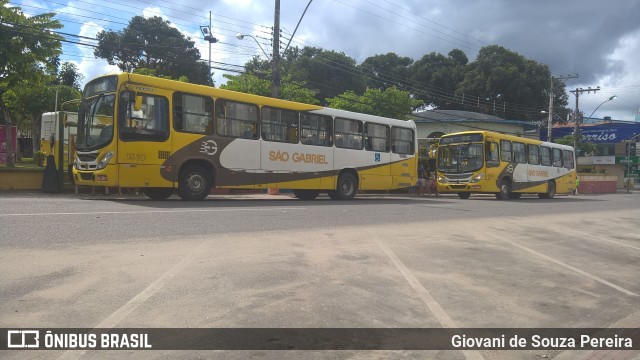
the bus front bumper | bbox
[73,165,118,187]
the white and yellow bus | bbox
[72,73,417,200]
[436,131,576,199]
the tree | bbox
[220,73,319,105]
[94,16,210,85]
[411,49,468,110]
[286,47,366,105]
[4,81,80,153]
[326,87,422,119]
[358,53,413,91]
[0,0,62,166]
[54,62,84,90]
[554,135,597,156]
[456,45,565,120]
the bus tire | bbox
[143,187,173,200]
[508,192,521,199]
[293,190,319,200]
[178,164,212,201]
[496,178,511,200]
[539,181,556,199]
[458,192,471,199]
[336,173,358,200]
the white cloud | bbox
[74,22,119,85]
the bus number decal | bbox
[126,153,146,161]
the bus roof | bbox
[90,73,414,128]
[441,130,575,150]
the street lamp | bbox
[575,95,616,155]
[200,12,218,83]
[586,95,617,122]
[236,33,270,59]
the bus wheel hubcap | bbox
[188,174,204,192]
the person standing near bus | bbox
[416,163,425,195]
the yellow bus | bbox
[436,130,576,199]
[72,73,417,200]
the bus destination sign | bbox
[439,133,483,145]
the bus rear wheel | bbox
[293,190,319,200]
[336,173,358,200]
[496,179,511,200]
[538,181,556,199]
[143,187,173,200]
[178,164,212,201]
[458,192,471,199]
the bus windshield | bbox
[437,143,484,173]
[76,93,116,151]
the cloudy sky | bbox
[14,0,640,121]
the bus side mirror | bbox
[62,113,68,127]
[134,95,143,111]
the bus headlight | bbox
[470,173,485,183]
[97,151,113,170]
[437,175,447,184]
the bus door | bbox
[484,139,501,188]
[117,89,173,188]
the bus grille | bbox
[79,173,94,181]
[77,153,97,162]
[449,185,467,190]
[158,150,170,159]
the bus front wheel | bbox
[496,179,511,200]
[178,164,212,201]
[293,190,319,200]
[336,173,358,200]
[143,187,173,200]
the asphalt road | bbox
[1,190,639,360]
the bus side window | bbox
[487,141,499,167]
[563,150,575,169]
[500,140,511,162]
[528,144,540,165]
[540,146,552,166]
[552,148,563,167]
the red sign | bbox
[0,125,18,164]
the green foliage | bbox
[220,73,319,105]
[94,16,211,85]
[33,150,47,166]
[0,0,63,166]
[326,87,422,119]
[358,53,413,91]
[285,47,366,105]
[456,45,562,119]
[554,135,597,155]
[54,62,84,90]
[411,49,467,110]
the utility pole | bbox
[271,0,281,98]
[547,74,578,142]
[570,86,600,153]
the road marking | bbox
[0,207,306,217]
[369,230,484,360]
[492,233,639,297]
[563,227,640,251]
[58,238,210,360]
